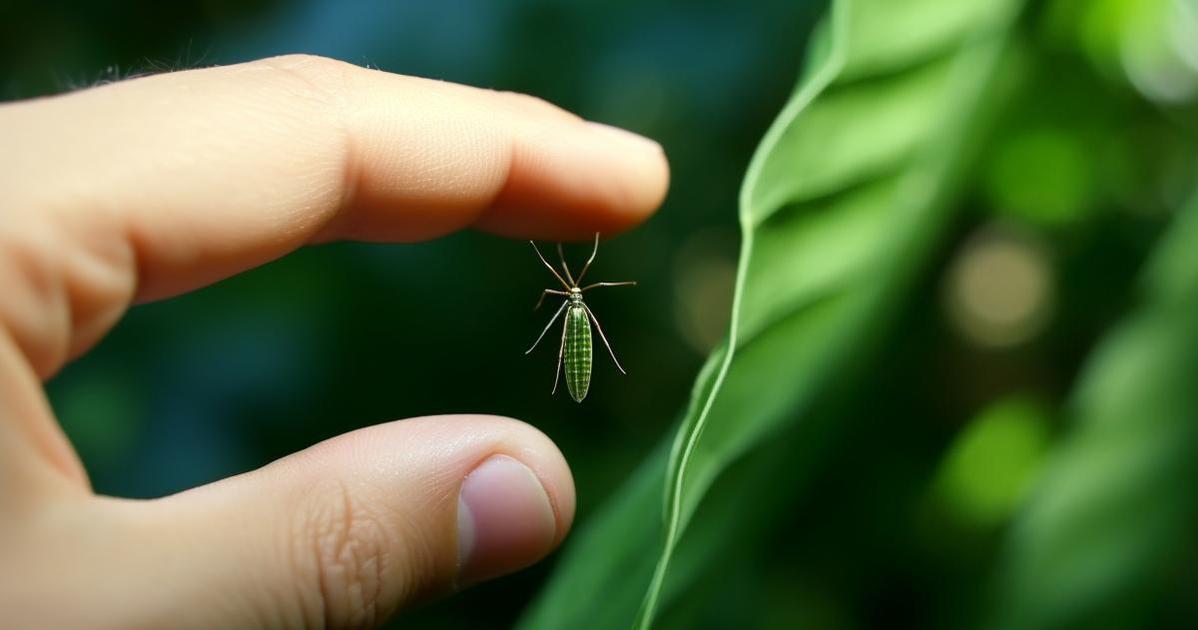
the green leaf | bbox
[517,350,725,630]
[521,0,1024,627]
[987,190,1198,630]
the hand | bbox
[0,55,668,628]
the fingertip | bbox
[323,67,669,243]
[466,415,577,548]
[457,454,557,584]
[474,120,669,241]
[326,413,577,547]
[299,412,580,568]
[584,121,670,221]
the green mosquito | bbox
[526,233,635,402]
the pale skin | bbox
[0,54,668,628]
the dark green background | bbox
[5,0,1196,628]
[4,1,814,627]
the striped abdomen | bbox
[564,304,592,402]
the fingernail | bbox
[457,454,557,584]
[586,121,664,156]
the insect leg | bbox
[575,232,600,284]
[526,300,568,354]
[552,315,568,394]
[580,281,637,292]
[534,289,570,310]
[556,243,576,286]
[530,241,571,289]
[581,302,626,374]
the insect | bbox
[525,233,635,402]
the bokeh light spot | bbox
[944,225,1055,349]
[673,229,737,353]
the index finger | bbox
[1,54,669,304]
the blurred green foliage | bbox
[529,0,1024,626]
[931,396,1051,528]
[5,0,1198,628]
[989,189,1198,630]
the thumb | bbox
[123,415,575,628]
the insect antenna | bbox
[556,243,576,287]
[530,241,571,289]
[575,232,600,285]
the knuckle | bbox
[243,53,356,212]
[0,220,60,356]
[293,480,394,629]
[2,195,140,363]
[252,54,356,111]
[494,90,580,122]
